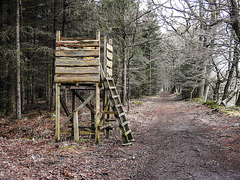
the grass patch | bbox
[60,145,76,150]
[135,101,143,106]
[202,101,218,109]
[192,98,203,103]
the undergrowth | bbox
[193,98,240,116]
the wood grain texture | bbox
[55,83,60,142]
[55,67,99,74]
[55,57,99,67]
[56,40,99,48]
[107,50,113,60]
[107,43,113,52]
[54,75,100,83]
[60,37,96,40]
[55,49,99,57]
[107,68,112,77]
[107,59,113,68]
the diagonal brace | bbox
[73,90,96,114]
[61,93,95,128]
[60,95,70,116]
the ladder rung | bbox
[99,124,112,130]
[101,111,117,114]
[106,78,113,81]
[122,142,132,146]
[79,126,94,130]
[112,95,119,99]
[121,121,130,126]
[106,119,116,122]
[115,104,122,108]
[79,131,95,135]
[118,112,125,117]
[109,86,116,90]
[125,130,132,135]
[60,130,71,134]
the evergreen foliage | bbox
[0,0,163,117]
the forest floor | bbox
[0,92,240,179]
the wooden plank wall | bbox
[54,32,100,84]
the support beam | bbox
[60,95,70,116]
[73,90,95,114]
[71,90,75,137]
[95,83,100,144]
[56,31,61,41]
[104,36,107,75]
[55,31,61,142]
[91,110,95,139]
[61,93,95,128]
[55,83,61,142]
[73,105,79,142]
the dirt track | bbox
[0,92,240,179]
[131,93,240,179]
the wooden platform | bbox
[54,31,100,84]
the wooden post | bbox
[73,109,79,142]
[104,36,107,76]
[96,29,101,79]
[91,109,95,138]
[96,29,100,41]
[95,83,100,144]
[95,29,101,144]
[71,90,75,137]
[56,30,61,41]
[103,90,109,138]
[55,83,61,142]
[103,36,107,137]
[55,31,61,142]
[72,90,79,142]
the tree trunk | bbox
[6,69,16,116]
[50,0,58,111]
[22,78,25,113]
[16,0,21,119]
[222,40,239,101]
[149,51,152,96]
[127,48,131,111]
[62,0,67,36]
[203,83,209,102]
[235,91,240,106]
[213,80,221,101]
[122,47,127,105]
[222,87,238,106]
[5,0,15,116]
[0,0,3,29]
[196,0,206,99]
[229,0,240,41]
[47,62,51,108]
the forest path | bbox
[131,92,240,179]
[0,92,240,179]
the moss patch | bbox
[193,99,240,116]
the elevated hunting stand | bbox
[54,30,134,145]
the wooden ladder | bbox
[102,76,134,145]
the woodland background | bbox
[1,0,240,119]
